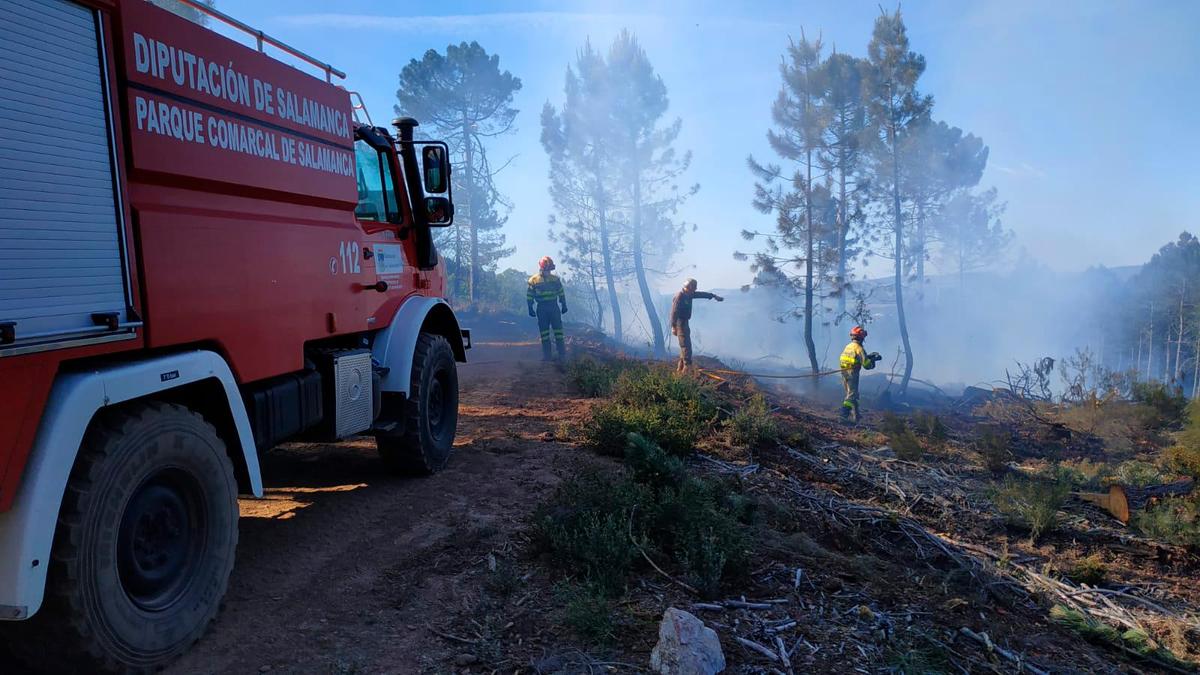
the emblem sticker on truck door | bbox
[374,244,405,276]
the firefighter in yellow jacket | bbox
[839,326,882,423]
[527,256,568,361]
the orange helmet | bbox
[539,256,555,272]
[850,326,867,340]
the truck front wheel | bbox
[376,332,459,474]
[10,402,238,673]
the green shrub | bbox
[913,410,948,441]
[1050,605,1192,669]
[976,427,1012,474]
[535,436,752,599]
[1106,460,1165,488]
[881,413,923,461]
[991,475,1070,543]
[1165,399,1200,478]
[558,583,614,643]
[532,471,650,595]
[646,476,751,598]
[581,367,717,457]
[1054,459,1107,488]
[727,394,780,447]
[1164,444,1200,478]
[1067,554,1108,586]
[624,433,686,490]
[1130,381,1187,426]
[567,356,645,397]
[1132,496,1200,548]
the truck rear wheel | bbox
[376,332,459,474]
[8,402,238,673]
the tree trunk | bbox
[631,165,665,356]
[891,129,914,395]
[1176,292,1186,383]
[803,148,818,374]
[462,116,477,304]
[1147,304,1154,382]
[836,148,848,318]
[596,191,622,344]
[1193,336,1199,399]
[915,199,926,286]
[588,249,605,331]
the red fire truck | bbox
[0,0,468,669]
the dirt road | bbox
[167,335,593,674]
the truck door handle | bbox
[358,281,388,293]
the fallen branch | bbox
[426,622,479,645]
[959,627,1049,675]
[735,636,780,662]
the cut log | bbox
[1075,479,1194,524]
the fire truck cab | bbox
[0,0,467,670]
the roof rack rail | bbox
[170,0,346,82]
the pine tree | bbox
[818,51,870,320]
[934,188,1011,286]
[743,34,830,374]
[863,8,931,395]
[543,35,693,350]
[541,44,626,341]
[604,31,695,356]
[901,119,989,284]
[395,42,521,304]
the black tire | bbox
[4,402,238,673]
[376,332,459,474]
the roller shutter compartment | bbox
[0,0,134,353]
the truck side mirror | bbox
[421,145,449,194]
[425,196,453,226]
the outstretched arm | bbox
[694,291,724,302]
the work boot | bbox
[555,340,567,362]
[541,343,553,362]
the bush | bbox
[646,475,751,598]
[727,394,780,448]
[881,413,923,461]
[1054,459,1107,488]
[1131,381,1187,427]
[1165,399,1200,478]
[558,583,614,643]
[991,474,1070,543]
[535,436,752,599]
[1132,496,1200,548]
[1067,554,1108,586]
[532,471,650,595]
[976,427,1012,474]
[1050,605,1192,669]
[913,410,948,441]
[581,367,717,457]
[567,356,644,398]
[1106,460,1166,488]
[624,432,686,489]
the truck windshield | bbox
[354,140,401,223]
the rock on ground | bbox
[649,608,725,674]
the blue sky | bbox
[215,0,1200,290]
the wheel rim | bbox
[117,468,205,612]
[427,365,453,442]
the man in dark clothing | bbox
[669,278,723,372]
